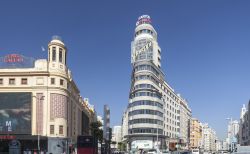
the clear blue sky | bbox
[1,1,250,139]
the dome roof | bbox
[50,35,65,45]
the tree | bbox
[115,142,127,151]
[90,121,103,143]
[118,142,122,150]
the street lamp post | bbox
[33,95,45,153]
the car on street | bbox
[191,149,199,154]
[161,150,170,154]
[147,149,157,154]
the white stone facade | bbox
[126,15,191,151]
[112,126,122,148]
[0,36,95,144]
[200,123,217,152]
[121,111,128,141]
[239,102,250,146]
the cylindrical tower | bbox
[128,15,165,151]
[48,35,67,65]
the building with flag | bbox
[0,36,96,153]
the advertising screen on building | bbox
[131,140,153,149]
[0,92,32,134]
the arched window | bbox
[59,48,63,63]
[52,47,56,61]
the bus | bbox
[77,135,97,154]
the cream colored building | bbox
[126,15,192,151]
[0,36,95,151]
[178,96,191,149]
[112,126,122,149]
[200,123,217,152]
[189,118,202,149]
[121,111,128,141]
[239,102,250,146]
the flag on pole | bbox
[41,46,45,52]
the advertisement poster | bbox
[0,92,31,134]
[131,140,153,149]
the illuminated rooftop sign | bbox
[0,54,35,69]
[136,15,152,26]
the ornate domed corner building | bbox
[0,36,96,153]
[125,15,192,151]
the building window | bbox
[0,78,3,85]
[52,47,56,61]
[59,125,63,134]
[21,78,28,85]
[50,125,54,134]
[9,78,15,85]
[48,48,50,61]
[59,48,63,63]
[67,82,69,89]
[51,78,55,85]
[60,79,64,86]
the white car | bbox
[191,149,199,154]
[161,150,170,154]
[147,149,157,154]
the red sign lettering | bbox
[4,54,24,63]
[0,135,16,140]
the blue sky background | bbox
[1,0,250,139]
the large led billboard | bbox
[0,92,32,134]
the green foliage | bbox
[117,142,127,151]
[90,121,103,143]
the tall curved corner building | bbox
[124,15,191,151]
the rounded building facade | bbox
[128,15,165,150]
[126,15,192,151]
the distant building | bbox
[231,120,239,137]
[103,105,110,141]
[179,96,192,149]
[97,116,104,126]
[189,118,202,149]
[200,123,217,152]
[112,126,122,149]
[225,118,239,151]
[215,139,228,152]
[216,140,223,151]
[121,111,128,141]
[238,104,246,145]
[238,101,250,145]
[222,140,229,151]
[227,119,239,140]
